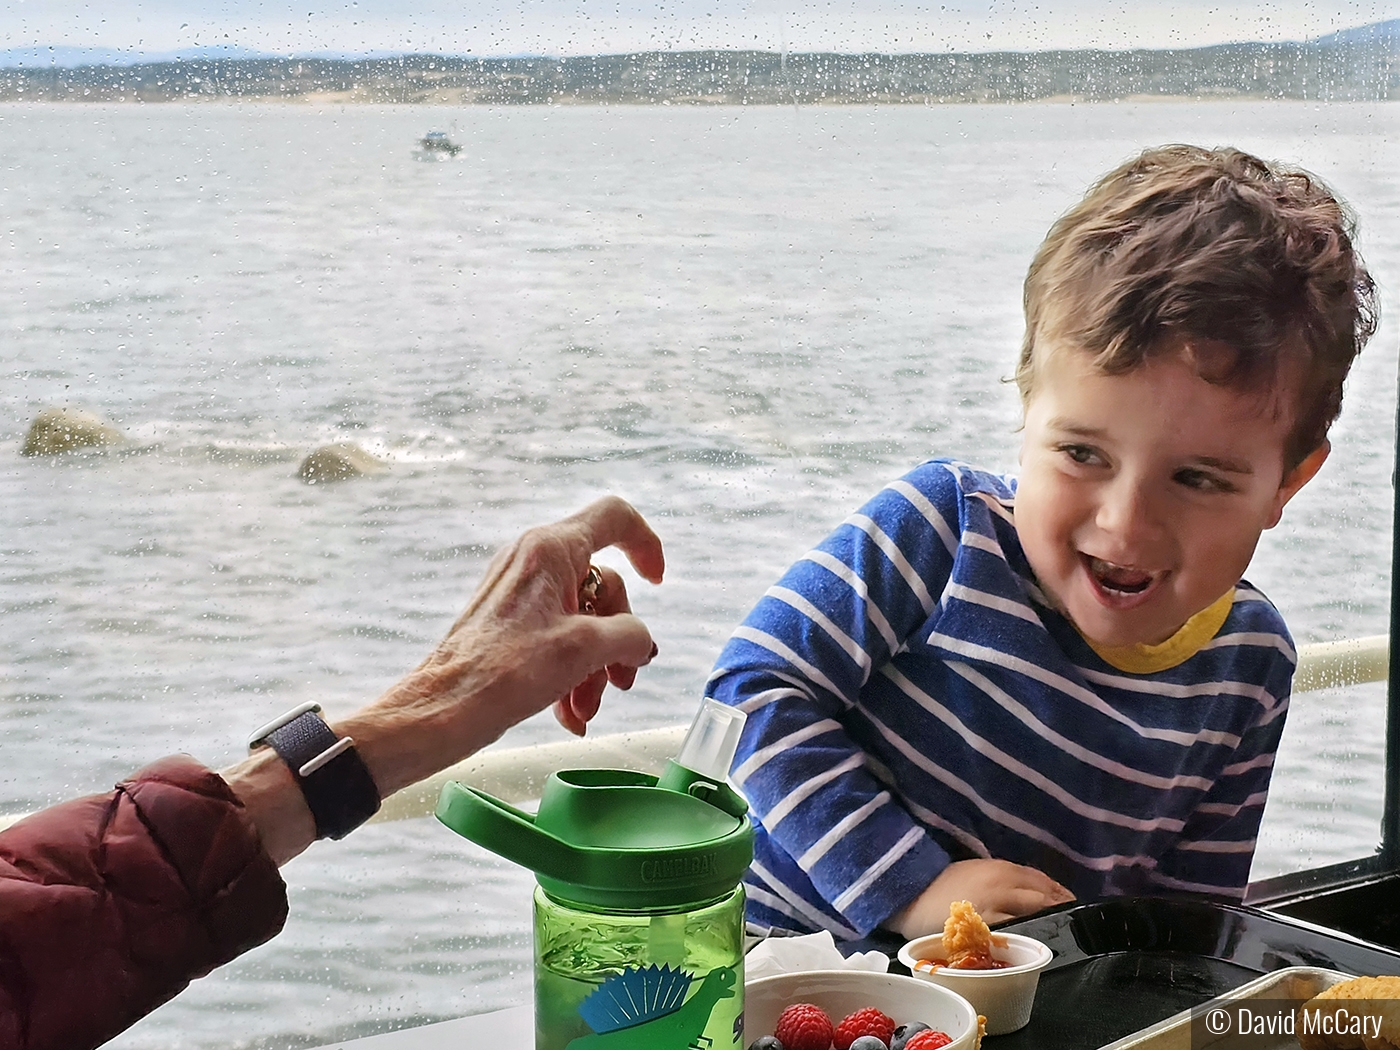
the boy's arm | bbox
[708,465,963,937]
[1148,685,1291,900]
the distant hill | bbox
[1310,18,1400,47]
[0,45,272,68]
[3,20,1399,103]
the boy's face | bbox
[1016,339,1326,649]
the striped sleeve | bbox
[1147,666,1292,899]
[708,463,961,935]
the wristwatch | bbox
[248,702,381,840]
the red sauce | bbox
[914,954,1010,972]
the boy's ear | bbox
[1266,440,1330,529]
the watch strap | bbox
[250,704,381,840]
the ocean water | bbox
[1,99,1398,1048]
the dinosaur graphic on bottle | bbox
[565,964,741,1050]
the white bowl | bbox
[897,932,1053,1035]
[745,969,979,1049]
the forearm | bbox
[715,658,943,935]
[221,666,505,867]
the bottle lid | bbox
[674,699,747,783]
[437,700,756,911]
[437,766,753,911]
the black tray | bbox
[856,897,1400,1049]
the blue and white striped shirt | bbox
[707,460,1294,939]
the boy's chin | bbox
[1069,607,1183,649]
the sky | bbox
[3,0,1400,58]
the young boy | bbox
[706,145,1378,940]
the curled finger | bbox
[567,669,608,735]
[552,668,606,737]
[565,496,665,585]
[583,565,631,618]
[606,661,638,690]
[552,696,586,737]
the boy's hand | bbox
[885,859,1075,937]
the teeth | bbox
[1089,557,1155,594]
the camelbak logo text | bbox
[641,854,715,882]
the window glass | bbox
[0,3,1396,1045]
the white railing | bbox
[1289,634,1389,694]
[0,635,1389,833]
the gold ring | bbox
[578,565,604,614]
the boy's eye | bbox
[1174,467,1236,493]
[1056,443,1101,466]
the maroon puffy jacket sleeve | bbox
[0,755,289,1050]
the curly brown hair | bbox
[1017,144,1378,469]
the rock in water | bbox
[21,408,124,456]
[297,443,386,484]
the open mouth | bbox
[1082,555,1162,605]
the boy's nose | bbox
[1094,476,1164,549]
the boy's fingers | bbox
[1012,863,1072,897]
[1000,887,1062,917]
[1037,878,1074,904]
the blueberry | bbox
[891,1022,931,1050]
[748,1038,784,1050]
[850,1038,889,1050]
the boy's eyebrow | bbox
[1045,419,1106,438]
[1191,455,1254,475]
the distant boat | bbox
[413,130,462,161]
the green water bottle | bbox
[436,700,755,1050]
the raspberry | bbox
[903,1031,953,1050]
[775,1002,835,1050]
[834,1007,897,1049]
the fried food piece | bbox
[1297,976,1400,1050]
[943,900,996,970]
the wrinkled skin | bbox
[226,495,665,865]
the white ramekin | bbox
[897,931,1053,1035]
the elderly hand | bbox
[343,494,664,796]
[225,496,664,864]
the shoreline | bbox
[3,42,1397,106]
[0,92,1368,106]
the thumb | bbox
[555,613,655,683]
